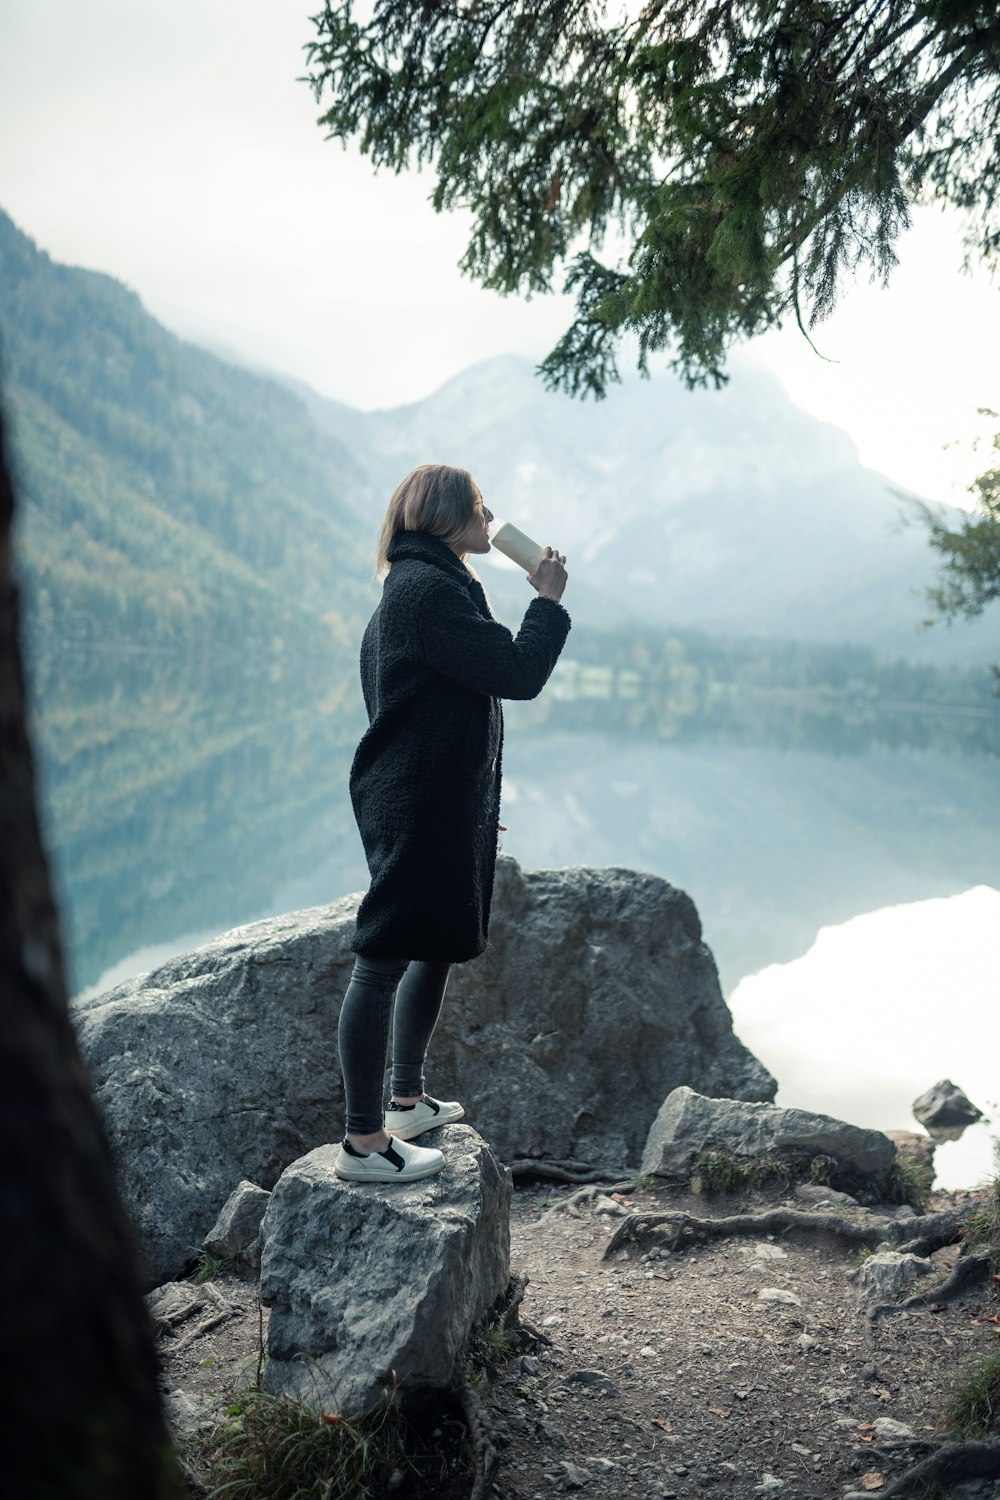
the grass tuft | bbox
[476,1321,517,1361]
[962,1174,1000,1270]
[945,1347,1000,1439]
[889,1155,934,1214]
[187,1388,407,1499]
[189,1248,227,1286]
[691,1151,752,1195]
[690,1150,791,1196]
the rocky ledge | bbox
[75,858,775,1285]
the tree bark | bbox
[0,402,183,1498]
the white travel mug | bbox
[488,518,545,575]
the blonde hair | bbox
[374,463,483,579]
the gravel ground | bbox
[159,1178,1000,1500]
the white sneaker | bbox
[335,1134,445,1183]
[384,1094,465,1141]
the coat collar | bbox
[387,529,473,586]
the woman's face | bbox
[452,497,494,556]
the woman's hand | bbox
[528,546,568,602]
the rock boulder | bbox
[912,1079,983,1133]
[260,1125,510,1413]
[642,1087,897,1199]
[202,1180,271,1272]
[76,858,774,1284]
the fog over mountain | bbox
[0,200,993,665]
[302,355,994,663]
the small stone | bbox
[872,1417,915,1441]
[795,1184,858,1206]
[758,1287,802,1306]
[737,1241,787,1261]
[640,1345,658,1357]
[797,1334,817,1352]
[546,1460,592,1490]
[519,1355,542,1377]
[536,1421,568,1448]
[853,1252,934,1307]
[755,1476,784,1496]
[561,1369,618,1397]
[543,1313,565,1327]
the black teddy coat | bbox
[349,529,571,962]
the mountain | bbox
[304,354,997,663]
[1,203,993,666]
[0,209,370,657]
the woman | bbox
[336,463,570,1183]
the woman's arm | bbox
[415,572,570,701]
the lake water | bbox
[36,649,999,1189]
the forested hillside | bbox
[0,210,369,657]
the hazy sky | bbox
[2,0,998,506]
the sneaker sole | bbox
[388,1104,466,1141]
[335,1156,445,1184]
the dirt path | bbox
[161,1179,999,1499]
[492,1181,996,1499]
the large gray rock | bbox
[642,1087,897,1199]
[75,858,773,1283]
[260,1125,510,1413]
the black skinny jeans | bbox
[337,955,452,1135]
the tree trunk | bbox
[0,402,183,1498]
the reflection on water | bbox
[35,647,1000,1187]
[29,647,368,993]
[729,890,1000,1189]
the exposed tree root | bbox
[517,1316,553,1347]
[891,1207,970,1257]
[603,1207,886,1259]
[538,1182,635,1222]
[457,1382,500,1500]
[865,1253,992,1345]
[496,1273,529,1335]
[875,1437,1000,1496]
[172,1308,235,1354]
[508,1158,631,1184]
[602,1205,971,1260]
